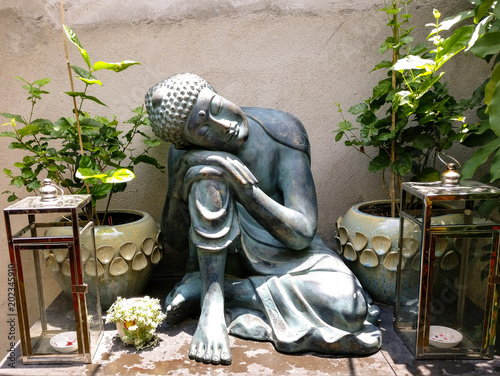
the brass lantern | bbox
[3,179,103,363]
[394,162,500,359]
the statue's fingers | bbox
[205,155,247,184]
[229,158,258,185]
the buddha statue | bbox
[145,73,381,365]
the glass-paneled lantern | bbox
[3,179,102,363]
[394,164,500,359]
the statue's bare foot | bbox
[165,272,201,325]
[189,304,231,365]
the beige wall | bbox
[0,0,488,357]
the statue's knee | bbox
[341,285,368,332]
[320,273,368,331]
[189,179,231,213]
[188,179,240,251]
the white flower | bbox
[106,296,166,348]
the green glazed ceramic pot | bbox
[45,210,161,309]
[337,201,461,305]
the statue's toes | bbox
[188,341,199,360]
[203,348,215,364]
[220,350,232,365]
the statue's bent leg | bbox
[186,179,240,365]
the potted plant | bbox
[333,1,472,304]
[1,26,165,308]
[105,296,166,349]
[452,0,500,207]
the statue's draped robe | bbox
[185,108,381,355]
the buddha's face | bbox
[183,87,249,151]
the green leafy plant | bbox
[1,26,164,224]
[448,0,500,186]
[105,296,166,349]
[334,0,472,216]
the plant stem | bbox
[101,190,114,226]
[59,0,90,197]
[390,0,399,218]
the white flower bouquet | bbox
[106,296,166,349]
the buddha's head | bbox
[146,73,248,151]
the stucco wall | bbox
[0,0,488,357]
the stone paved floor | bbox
[1,280,499,375]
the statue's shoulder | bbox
[242,107,311,160]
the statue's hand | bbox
[182,156,257,201]
[205,154,258,185]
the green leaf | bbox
[26,180,41,191]
[419,167,440,182]
[490,148,500,181]
[12,177,24,188]
[132,155,161,168]
[142,139,161,147]
[461,129,495,147]
[413,133,435,150]
[78,155,98,170]
[1,112,24,124]
[76,167,135,184]
[93,60,140,72]
[369,154,391,172]
[383,7,401,15]
[373,79,393,97]
[461,138,500,179]
[372,60,393,71]
[90,183,112,200]
[0,131,18,138]
[435,26,474,69]
[348,103,368,115]
[64,25,91,69]
[431,10,474,33]
[77,77,102,86]
[466,14,493,52]
[103,169,135,183]
[393,55,435,72]
[470,31,500,58]
[64,92,107,106]
[33,78,51,87]
[484,64,500,106]
[400,36,414,44]
[392,152,413,176]
[71,65,93,79]
[415,72,445,96]
[76,168,101,179]
[379,37,396,54]
[410,43,429,55]
[474,0,496,23]
[487,77,500,137]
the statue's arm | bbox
[234,149,318,250]
[167,147,317,251]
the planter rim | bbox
[350,200,400,219]
[95,209,151,228]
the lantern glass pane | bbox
[20,248,76,355]
[80,223,102,356]
[395,218,422,353]
[427,233,495,354]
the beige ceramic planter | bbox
[337,201,461,305]
[45,210,162,309]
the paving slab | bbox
[0,281,499,376]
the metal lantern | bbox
[394,161,500,359]
[4,179,103,364]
